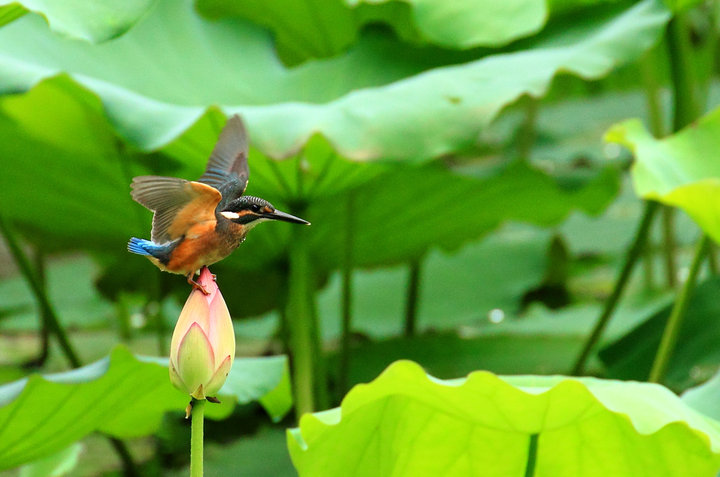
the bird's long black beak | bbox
[266,209,310,225]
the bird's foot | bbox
[187,274,210,295]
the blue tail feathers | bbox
[128,237,164,258]
[128,237,181,265]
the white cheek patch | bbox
[221,211,240,220]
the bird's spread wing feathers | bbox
[131,176,222,243]
[198,115,249,206]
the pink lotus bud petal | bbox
[169,268,235,400]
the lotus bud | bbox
[169,267,235,400]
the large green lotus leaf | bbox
[289,361,720,476]
[606,109,720,244]
[0,0,156,42]
[196,0,546,64]
[600,277,720,391]
[0,346,291,471]
[0,0,670,161]
[0,78,144,252]
[0,4,24,28]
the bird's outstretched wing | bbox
[131,176,222,243]
[198,115,250,209]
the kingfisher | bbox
[127,115,309,293]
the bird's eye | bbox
[251,204,261,213]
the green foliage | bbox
[0,346,290,470]
[307,162,620,269]
[682,367,720,422]
[317,225,551,338]
[600,277,720,391]
[0,79,141,252]
[0,4,24,27]
[607,109,720,246]
[18,443,82,477]
[289,360,720,476]
[196,0,547,64]
[0,255,112,332]
[0,77,620,287]
[167,427,294,477]
[0,0,156,42]
[0,0,669,159]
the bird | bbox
[127,115,309,293]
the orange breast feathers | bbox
[165,221,226,274]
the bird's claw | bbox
[187,275,210,295]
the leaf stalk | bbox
[571,201,659,375]
[648,235,709,383]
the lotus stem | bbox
[190,399,205,477]
[571,201,659,375]
[661,207,677,288]
[649,235,709,384]
[286,220,323,416]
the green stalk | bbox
[338,193,355,395]
[286,223,323,417]
[0,214,80,367]
[667,15,699,131]
[404,258,423,337]
[642,239,655,291]
[649,235,709,383]
[31,248,50,366]
[190,399,205,477]
[661,207,678,288]
[571,201,659,375]
[639,47,664,291]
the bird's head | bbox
[220,196,309,229]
